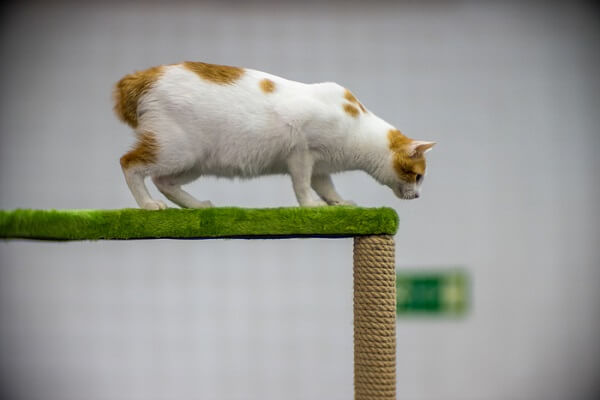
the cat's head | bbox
[386,129,435,200]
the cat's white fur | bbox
[118,64,433,209]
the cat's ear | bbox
[409,141,436,157]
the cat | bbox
[113,61,435,210]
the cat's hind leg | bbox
[120,132,167,210]
[152,172,213,209]
[311,174,356,206]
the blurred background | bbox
[1,0,599,399]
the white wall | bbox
[1,1,599,399]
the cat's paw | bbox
[328,199,357,206]
[190,200,214,209]
[141,199,167,210]
[301,199,328,207]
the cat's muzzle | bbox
[393,186,420,200]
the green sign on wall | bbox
[396,269,469,316]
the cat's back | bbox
[147,62,307,116]
[114,61,351,131]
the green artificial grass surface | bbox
[0,207,398,241]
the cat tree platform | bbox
[0,207,399,400]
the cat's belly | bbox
[196,152,290,178]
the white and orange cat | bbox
[113,62,435,210]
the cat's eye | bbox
[416,174,423,184]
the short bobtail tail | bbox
[113,65,164,128]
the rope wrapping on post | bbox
[353,235,396,400]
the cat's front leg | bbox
[286,150,327,207]
[311,174,356,206]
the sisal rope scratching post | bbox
[354,235,396,400]
[0,207,399,399]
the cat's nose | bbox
[414,193,420,199]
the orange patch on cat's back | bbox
[259,78,276,93]
[120,131,160,169]
[343,103,360,118]
[344,89,367,113]
[113,65,164,128]
[183,61,245,85]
